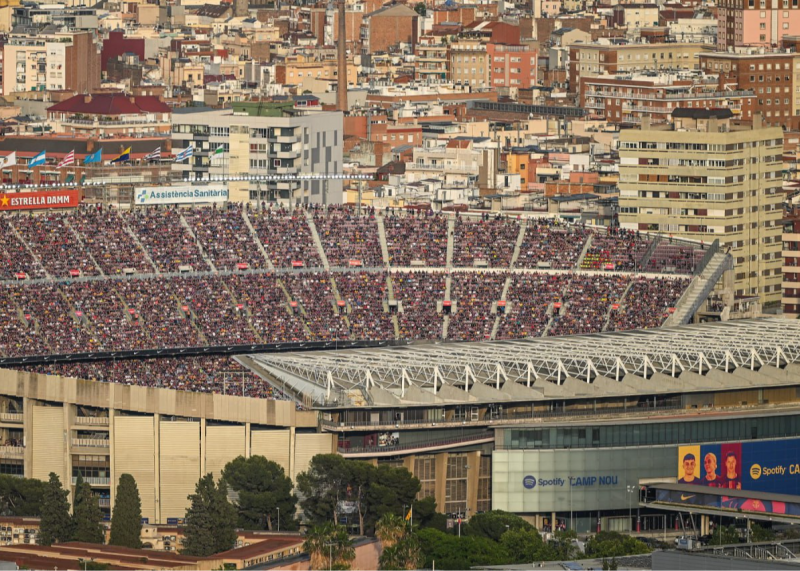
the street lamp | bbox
[325,541,336,571]
[277,507,280,533]
[626,485,637,533]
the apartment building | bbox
[581,74,755,125]
[415,39,449,84]
[0,367,331,525]
[619,109,784,305]
[568,43,712,93]
[717,0,800,50]
[273,55,359,93]
[487,43,537,89]
[2,30,100,95]
[700,51,800,130]
[783,210,800,317]
[450,37,488,88]
[171,105,343,205]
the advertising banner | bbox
[678,438,800,496]
[656,489,800,516]
[0,189,80,211]
[134,185,228,205]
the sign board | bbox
[236,263,249,270]
[134,185,228,205]
[0,189,80,211]
[291,261,304,267]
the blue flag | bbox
[84,149,102,165]
[29,151,45,167]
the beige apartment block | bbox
[618,109,783,305]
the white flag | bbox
[0,152,16,169]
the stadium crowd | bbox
[0,205,708,402]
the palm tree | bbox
[303,522,355,571]
[379,534,424,571]
[376,513,406,549]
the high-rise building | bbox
[717,0,800,50]
[171,104,344,205]
[782,209,800,317]
[618,109,784,305]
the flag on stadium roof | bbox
[0,152,16,169]
[110,147,131,164]
[175,146,194,162]
[29,151,45,167]
[84,149,102,165]
[57,150,75,169]
[144,147,161,162]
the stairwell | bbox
[638,235,662,271]
[119,212,159,273]
[179,213,217,272]
[376,216,391,267]
[305,211,331,270]
[490,274,514,340]
[575,234,594,270]
[64,218,105,277]
[241,208,275,271]
[666,251,731,326]
[442,273,453,339]
[276,278,314,339]
[602,280,634,332]
[509,218,527,269]
[445,217,455,268]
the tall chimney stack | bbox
[337,0,348,112]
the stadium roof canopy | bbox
[242,319,800,408]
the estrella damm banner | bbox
[678,438,800,497]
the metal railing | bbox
[72,438,109,448]
[75,416,109,426]
[0,413,23,423]
[72,477,110,486]
[0,447,24,458]
[338,432,492,455]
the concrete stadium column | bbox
[402,455,415,477]
[466,451,480,517]
[245,422,251,457]
[64,405,73,503]
[153,413,161,524]
[22,397,36,479]
[434,453,448,514]
[200,418,207,476]
[701,515,709,535]
[109,409,116,513]
[228,125,251,202]
[289,426,296,481]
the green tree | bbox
[296,454,350,526]
[109,474,142,548]
[181,474,237,557]
[751,523,775,542]
[416,528,510,570]
[500,527,551,563]
[72,474,104,543]
[376,513,406,549]
[363,464,420,534]
[38,473,73,546]
[379,533,424,571]
[412,496,447,532]
[414,2,426,16]
[710,524,740,545]
[0,475,46,516]
[222,455,297,531]
[585,531,650,559]
[465,511,534,542]
[550,529,579,560]
[303,522,355,571]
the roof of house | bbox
[366,3,418,19]
[47,93,171,116]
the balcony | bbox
[98,498,111,508]
[0,446,23,459]
[276,149,300,160]
[75,416,109,426]
[72,477,110,486]
[72,438,109,448]
[0,413,22,424]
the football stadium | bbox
[4,203,799,537]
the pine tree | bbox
[39,473,73,546]
[72,474,104,543]
[181,473,237,557]
[109,474,142,548]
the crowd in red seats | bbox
[335,271,394,340]
[496,273,571,340]
[250,207,323,268]
[182,203,266,271]
[548,275,629,336]
[11,213,100,277]
[447,271,506,341]
[70,206,154,275]
[608,277,689,331]
[282,272,349,340]
[384,212,448,267]
[0,218,46,280]
[394,272,446,340]
[580,228,650,272]
[515,220,591,270]
[315,206,383,268]
[452,214,520,268]
[125,208,210,273]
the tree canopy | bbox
[303,522,355,571]
[416,528,510,570]
[181,474,237,557]
[0,475,45,517]
[465,510,534,542]
[296,454,420,536]
[584,531,651,559]
[38,473,73,546]
[222,455,297,531]
[72,474,104,543]
[109,474,143,548]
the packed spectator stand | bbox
[0,203,702,402]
